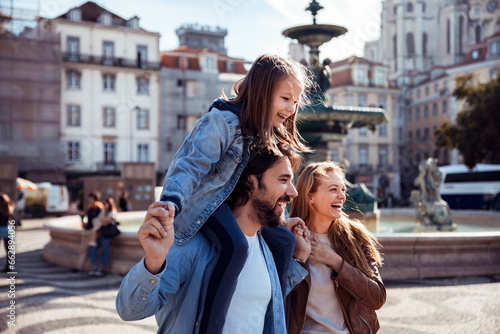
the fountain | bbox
[411,158,457,232]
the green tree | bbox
[434,73,500,169]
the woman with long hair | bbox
[88,197,117,276]
[287,161,386,334]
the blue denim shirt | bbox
[160,99,253,246]
[116,230,308,334]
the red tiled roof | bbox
[329,55,385,68]
[57,1,126,23]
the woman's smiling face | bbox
[309,171,347,227]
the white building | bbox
[40,1,161,173]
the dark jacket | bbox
[286,248,386,334]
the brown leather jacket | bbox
[286,250,386,334]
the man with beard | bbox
[116,145,311,334]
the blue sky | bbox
[37,0,382,62]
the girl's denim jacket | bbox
[160,99,253,246]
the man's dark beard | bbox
[250,195,290,228]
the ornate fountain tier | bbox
[283,24,347,50]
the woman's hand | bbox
[309,234,343,271]
[292,224,311,263]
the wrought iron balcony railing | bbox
[62,52,161,70]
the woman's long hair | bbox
[223,54,313,155]
[290,161,383,278]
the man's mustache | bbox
[277,195,292,204]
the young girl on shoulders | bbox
[160,54,313,333]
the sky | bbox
[34,0,383,63]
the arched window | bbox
[406,33,415,56]
[393,34,398,71]
[393,5,398,15]
[459,16,464,53]
[423,33,428,56]
[475,25,481,43]
[422,2,426,13]
[407,2,413,12]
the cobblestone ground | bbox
[1,219,499,334]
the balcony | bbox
[62,52,161,71]
[96,161,120,171]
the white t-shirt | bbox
[222,233,272,334]
[302,233,349,334]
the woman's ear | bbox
[308,193,313,205]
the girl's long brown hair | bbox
[223,54,313,156]
[290,161,383,278]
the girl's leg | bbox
[199,203,249,334]
[261,225,296,297]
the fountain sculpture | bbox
[411,158,457,231]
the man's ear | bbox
[249,175,258,196]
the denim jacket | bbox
[116,222,308,333]
[160,99,253,246]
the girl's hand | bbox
[309,234,343,271]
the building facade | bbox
[159,24,247,174]
[40,1,161,175]
[364,0,500,202]
[0,9,63,183]
[326,56,401,202]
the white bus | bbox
[439,164,500,210]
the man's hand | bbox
[138,201,175,274]
[292,222,311,264]
[284,217,306,233]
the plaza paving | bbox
[0,218,499,334]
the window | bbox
[434,83,438,96]
[408,109,413,122]
[226,61,235,72]
[442,100,448,114]
[177,115,186,130]
[425,86,429,97]
[459,16,464,54]
[447,19,451,54]
[355,67,368,84]
[103,74,115,92]
[408,130,413,142]
[422,2,426,12]
[67,70,81,90]
[137,144,149,162]
[104,143,116,165]
[359,127,367,137]
[432,102,438,116]
[423,33,428,56]
[204,56,216,71]
[375,69,386,85]
[136,108,149,129]
[424,127,429,141]
[100,12,111,25]
[471,49,480,60]
[491,68,499,79]
[358,93,367,107]
[186,80,198,97]
[475,25,481,44]
[406,33,415,56]
[416,107,421,121]
[103,107,115,128]
[359,147,368,166]
[377,95,386,108]
[378,123,388,137]
[67,105,80,126]
[424,105,429,119]
[416,129,421,141]
[406,2,413,12]
[137,77,149,95]
[67,36,80,59]
[103,41,114,65]
[345,93,353,106]
[68,9,81,22]
[417,89,421,100]
[331,149,339,162]
[137,45,147,68]
[393,34,397,71]
[378,146,388,167]
[68,141,80,162]
[490,41,500,56]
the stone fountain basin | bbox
[42,210,500,279]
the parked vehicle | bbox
[17,182,70,217]
[439,164,500,210]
